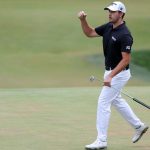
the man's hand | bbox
[78,11,87,20]
[103,75,112,87]
[77,11,99,37]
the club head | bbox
[89,75,95,82]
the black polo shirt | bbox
[95,22,133,69]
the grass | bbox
[0,0,149,87]
[0,87,149,150]
[132,50,150,71]
[0,1,149,150]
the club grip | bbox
[133,98,150,109]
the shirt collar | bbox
[111,21,125,31]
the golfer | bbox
[78,1,148,149]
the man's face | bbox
[108,10,123,23]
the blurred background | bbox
[0,0,149,88]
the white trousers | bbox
[96,69,144,141]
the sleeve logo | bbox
[126,46,131,50]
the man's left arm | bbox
[104,33,133,87]
[104,52,130,87]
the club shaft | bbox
[132,98,150,109]
[94,77,150,110]
[95,77,133,98]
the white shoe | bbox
[85,139,107,150]
[132,124,149,143]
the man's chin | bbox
[109,19,115,23]
[109,18,113,22]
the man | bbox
[78,1,149,149]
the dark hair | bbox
[122,13,125,19]
[118,11,125,19]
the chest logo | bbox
[112,36,116,41]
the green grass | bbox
[0,1,149,149]
[0,87,149,150]
[132,50,150,71]
[0,0,150,87]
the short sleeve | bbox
[95,23,108,36]
[120,34,133,53]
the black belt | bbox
[105,66,129,71]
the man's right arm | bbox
[78,11,99,38]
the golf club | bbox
[90,75,150,110]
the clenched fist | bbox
[78,11,87,20]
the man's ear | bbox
[119,11,125,18]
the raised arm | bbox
[78,11,99,38]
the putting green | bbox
[0,87,149,150]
